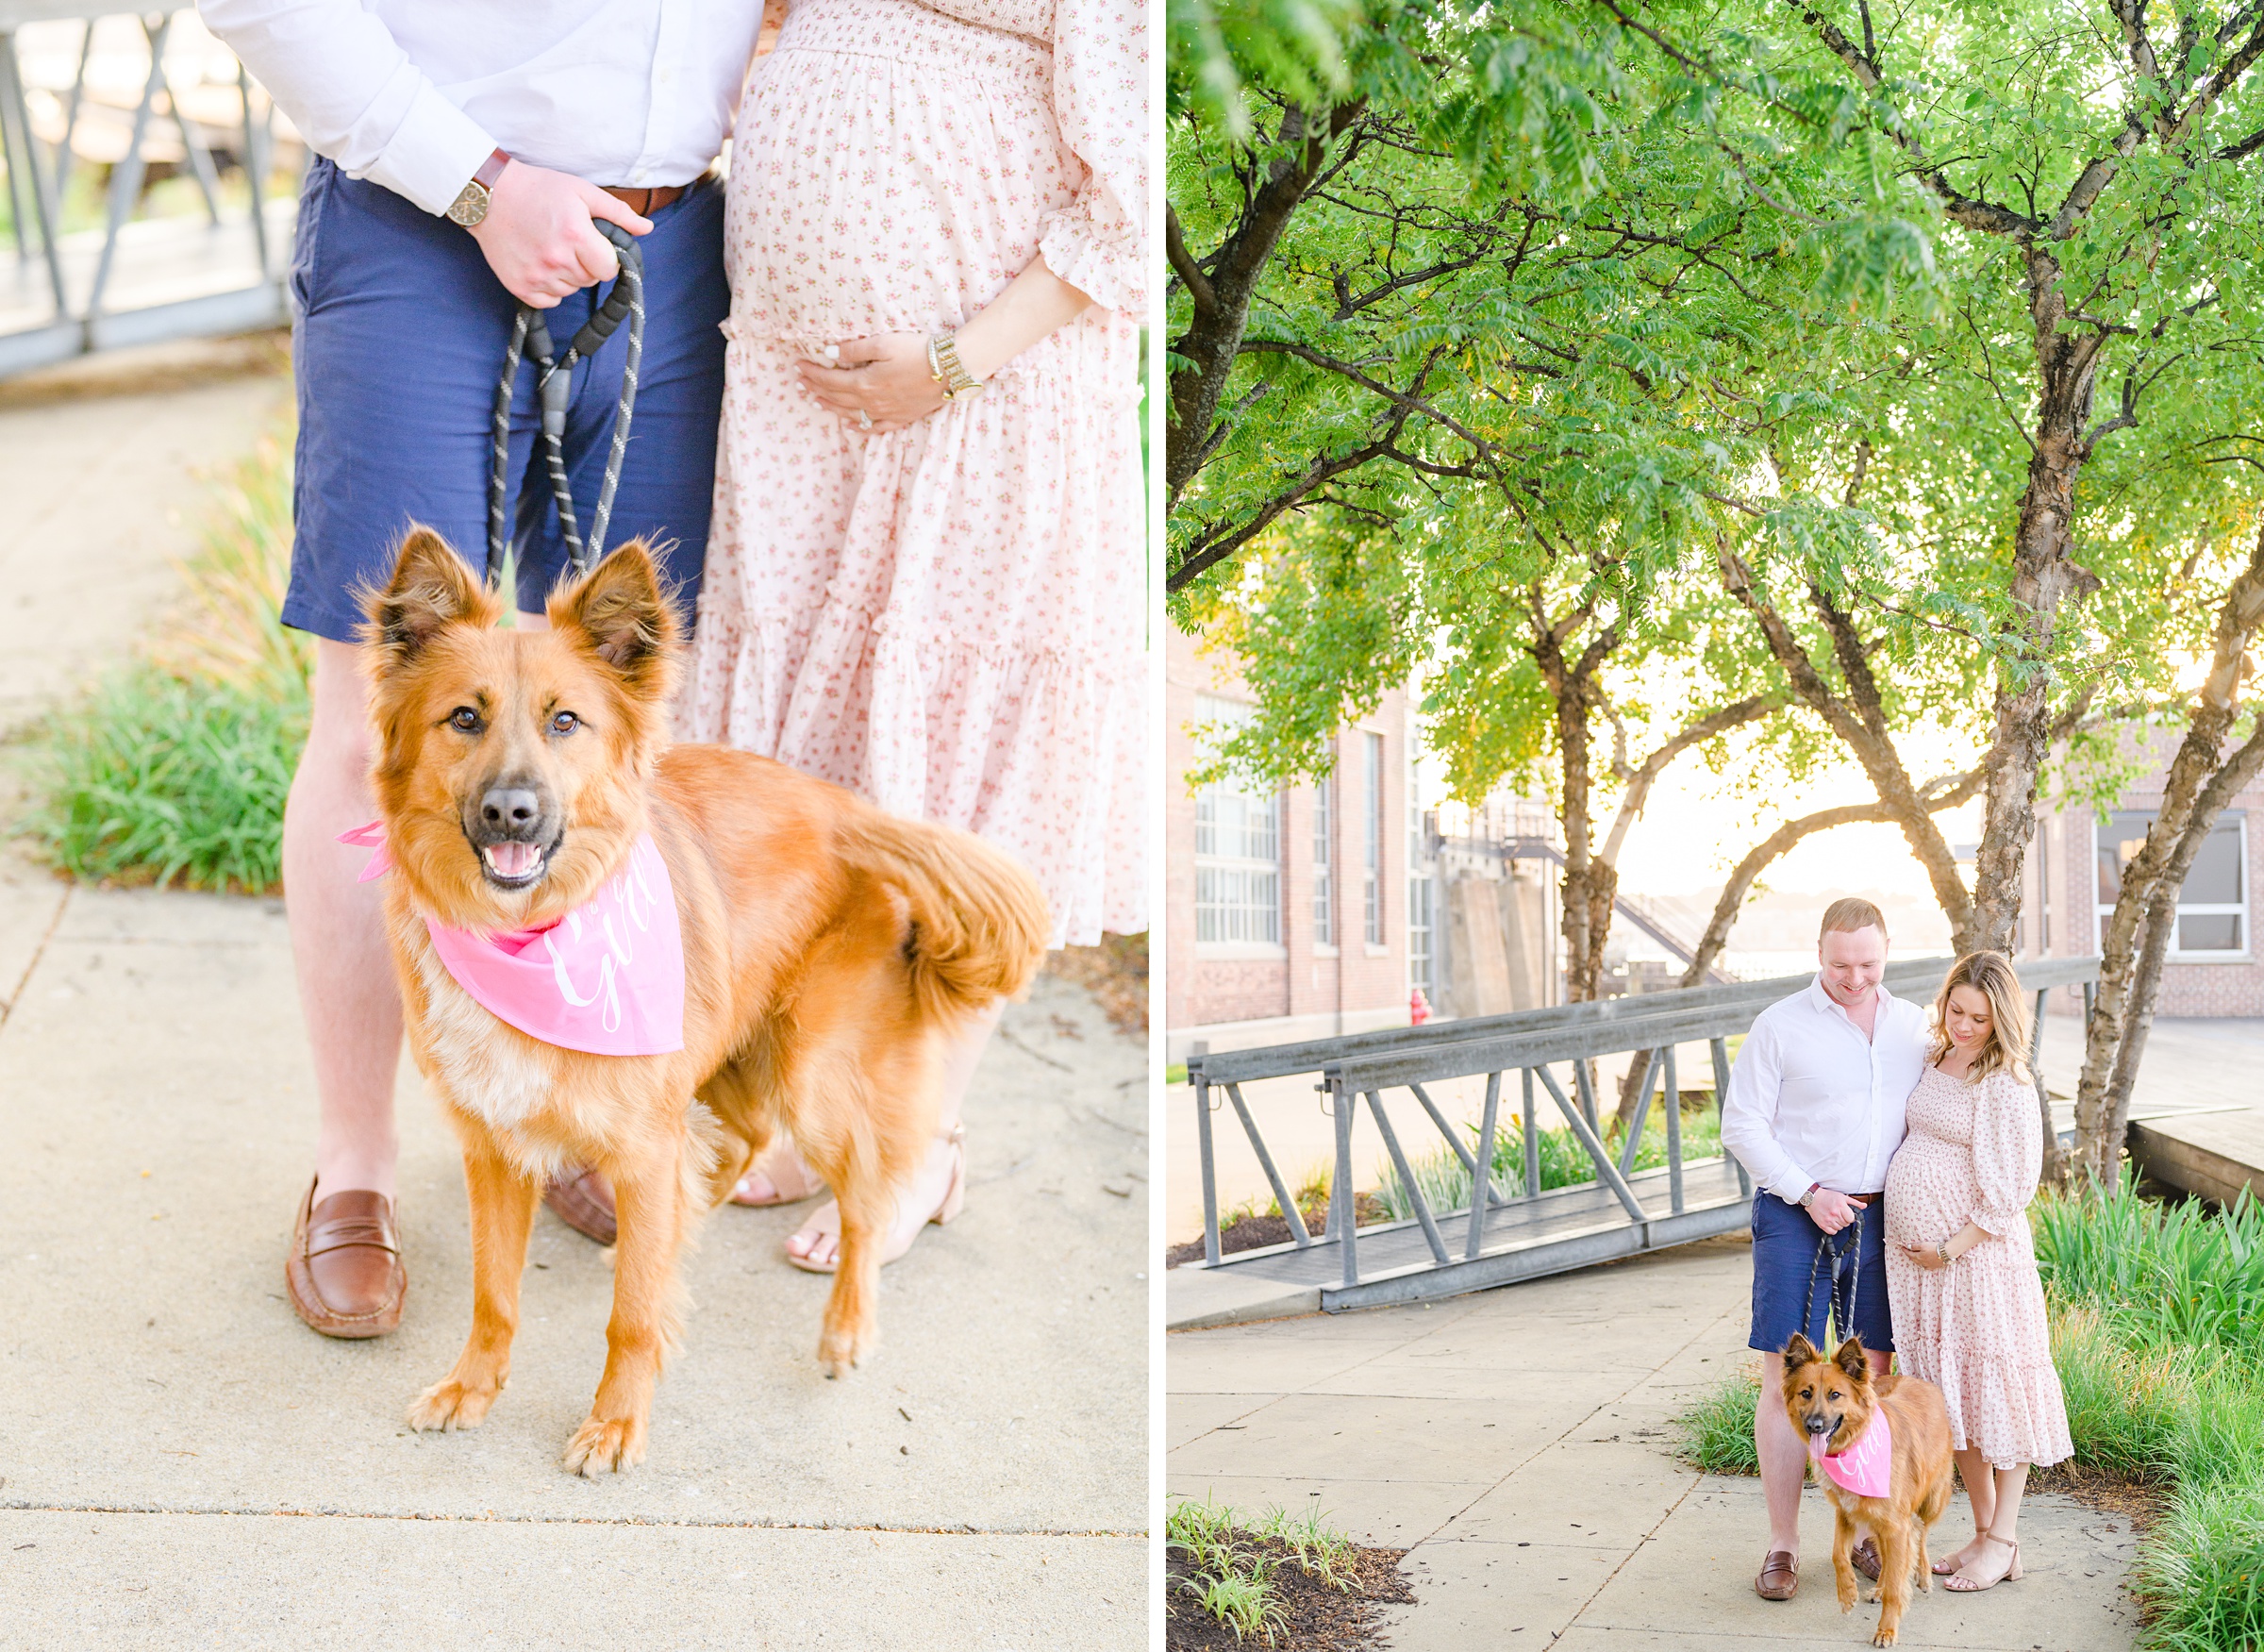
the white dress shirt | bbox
[1721,976,1929,1204]
[197,1,765,218]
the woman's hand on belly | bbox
[796,334,946,434]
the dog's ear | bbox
[553,540,680,700]
[1833,1335,1870,1385]
[1782,1333,1819,1371]
[363,526,492,667]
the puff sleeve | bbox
[1040,0,1148,317]
[1970,1069,2042,1238]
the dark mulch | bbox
[2026,1459,2171,1531]
[1165,1194,1393,1268]
[1167,1534,1416,1651]
[1043,930,1147,1037]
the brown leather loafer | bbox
[286,1178,405,1339]
[542,1166,616,1245]
[1853,1536,1882,1581]
[1756,1549,1798,1601]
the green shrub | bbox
[2132,1477,2264,1652]
[22,665,306,893]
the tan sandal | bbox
[784,1125,966,1275]
[1942,1532,2022,1592]
[730,1140,825,1208]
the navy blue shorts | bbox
[283,157,727,642]
[1748,1191,1895,1356]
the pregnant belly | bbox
[724,17,1078,346]
[1883,1139,1977,1245]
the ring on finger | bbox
[857,409,874,430]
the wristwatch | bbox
[1798,1182,1821,1209]
[446,148,512,227]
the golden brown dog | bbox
[362,528,1049,1474]
[1781,1333,1956,1646]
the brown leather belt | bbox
[604,183,685,215]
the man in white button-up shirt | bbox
[1721,898,1929,1604]
[196,2,763,1343]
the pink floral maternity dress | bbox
[683,0,1148,946]
[1884,1064,2073,1469]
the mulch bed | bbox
[1167,1534,1416,1651]
[1042,930,1147,1037]
[2026,1459,2171,1531]
[1165,1194,1393,1269]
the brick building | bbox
[2028,733,2263,1016]
[1164,625,1425,1061]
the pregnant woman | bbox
[1884,951,2073,1592]
[689,0,1148,1268]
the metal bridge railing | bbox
[0,6,294,375]
[1186,954,2102,1310]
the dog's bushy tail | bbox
[838,809,1052,1022]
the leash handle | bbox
[1799,1200,1868,1354]
[484,219,647,588]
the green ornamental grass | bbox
[14,426,308,895]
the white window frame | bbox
[1193,694,1284,953]
[2093,809,2249,960]
[1407,873,1435,993]
[1311,768,1335,949]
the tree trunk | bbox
[1968,253,2107,954]
[2068,532,2264,1184]
[2090,723,2264,1184]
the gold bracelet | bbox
[926,332,984,399]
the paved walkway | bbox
[1168,1240,2142,1650]
[0,349,1146,1648]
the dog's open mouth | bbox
[478,838,556,888]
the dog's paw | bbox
[1837,1581,1858,1614]
[817,1321,874,1378]
[1872,1627,1898,1648]
[1863,1581,1882,1603]
[563,1413,646,1477]
[405,1375,502,1433]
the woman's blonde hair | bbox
[1928,950,2033,1083]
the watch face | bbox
[447,184,489,227]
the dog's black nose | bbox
[479,787,542,833]
[1806,1417,1831,1433]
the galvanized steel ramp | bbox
[1184,956,2101,1312]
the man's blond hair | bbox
[1818,896,1888,943]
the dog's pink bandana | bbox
[340,821,685,1056]
[1810,1409,1892,1498]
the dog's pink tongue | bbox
[485,842,541,877]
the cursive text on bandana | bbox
[1809,1407,1893,1499]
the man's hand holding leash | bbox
[1804,1188,1868,1236]
[469,158,652,308]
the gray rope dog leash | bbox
[485,217,646,587]
[1800,1199,1868,1351]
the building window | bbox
[1312,769,1335,945]
[1408,874,1434,992]
[2095,809,2248,957]
[1194,694,1281,944]
[1363,730,1384,945]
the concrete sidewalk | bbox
[1167,1240,2142,1651]
[0,354,1148,1648]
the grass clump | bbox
[23,667,305,893]
[1671,1364,1761,1476]
[15,427,307,895]
[1166,1493,1409,1648]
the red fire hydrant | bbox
[1409,986,1432,1025]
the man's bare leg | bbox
[1756,1351,1807,1557]
[284,637,403,1200]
